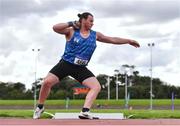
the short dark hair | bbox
[77,12,93,22]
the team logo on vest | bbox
[74,37,80,43]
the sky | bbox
[0,0,180,89]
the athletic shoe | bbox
[33,106,44,119]
[78,111,99,119]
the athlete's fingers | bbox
[73,21,80,29]
[129,40,140,48]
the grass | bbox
[0,109,180,119]
[0,99,179,119]
[0,99,179,106]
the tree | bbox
[1,67,180,99]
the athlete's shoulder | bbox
[71,29,80,37]
[90,29,96,36]
[90,29,96,33]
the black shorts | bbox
[49,59,95,83]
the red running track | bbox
[0,119,180,126]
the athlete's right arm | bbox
[53,23,71,35]
[53,22,75,40]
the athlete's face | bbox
[83,15,94,30]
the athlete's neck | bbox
[80,27,90,32]
[80,27,90,37]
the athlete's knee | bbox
[42,79,54,89]
[97,84,101,92]
[93,83,101,93]
[42,73,59,88]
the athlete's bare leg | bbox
[82,77,101,109]
[38,73,59,104]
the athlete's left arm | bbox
[96,32,140,48]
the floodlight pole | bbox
[121,65,134,109]
[114,70,119,100]
[148,43,154,110]
[116,75,118,100]
[107,76,110,100]
[124,70,128,109]
[32,48,40,110]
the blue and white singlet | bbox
[62,29,97,66]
